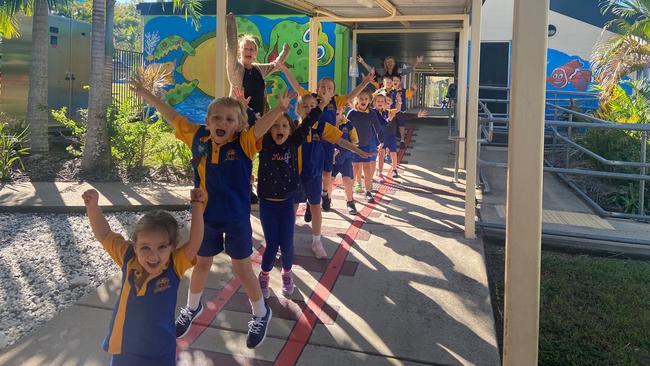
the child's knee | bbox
[194,256,213,272]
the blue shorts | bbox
[293,174,323,205]
[198,220,253,259]
[110,353,175,366]
[322,143,334,172]
[384,135,398,153]
[332,158,353,178]
[353,145,377,163]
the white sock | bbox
[312,235,321,243]
[186,290,203,311]
[250,297,267,318]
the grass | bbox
[484,241,650,366]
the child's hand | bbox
[357,55,364,64]
[231,86,251,106]
[82,189,99,207]
[409,82,418,93]
[190,188,206,205]
[361,69,376,85]
[278,89,296,111]
[417,109,428,118]
[359,150,372,159]
[275,59,288,71]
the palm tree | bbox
[81,0,202,173]
[0,0,68,153]
[592,0,650,97]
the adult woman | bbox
[357,55,423,79]
[226,13,290,116]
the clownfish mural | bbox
[546,59,592,91]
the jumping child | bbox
[329,108,360,215]
[130,80,293,349]
[82,188,205,366]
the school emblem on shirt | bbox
[154,277,171,293]
[312,133,321,142]
[226,149,237,160]
[342,127,349,133]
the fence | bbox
[112,48,143,108]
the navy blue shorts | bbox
[384,135,398,153]
[353,145,377,163]
[198,220,253,259]
[332,158,354,178]
[322,143,334,172]
[293,174,323,205]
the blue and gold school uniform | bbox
[101,232,195,366]
[172,115,259,259]
[332,119,358,179]
[297,86,349,173]
[347,108,383,163]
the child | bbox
[277,62,373,258]
[130,81,292,349]
[256,95,330,297]
[82,188,205,366]
[349,89,384,201]
[330,108,360,215]
[376,93,402,180]
[390,74,416,144]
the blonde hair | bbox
[207,97,249,132]
[238,35,259,52]
[132,210,179,247]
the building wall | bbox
[142,14,349,123]
[481,0,616,93]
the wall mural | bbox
[143,14,347,123]
[546,49,593,92]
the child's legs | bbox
[190,222,227,293]
[377,148,386,175]
[277,200,296,270]
[259,199,281,273]
[304,175,323,236]
[390,151,398,171]
[310,203,322,236]
[224,221,262,302]
[322,171,332,197]
[362,162,374,191]
[353,163,362,184]
[342,177,354,201]
[190,256,213,293]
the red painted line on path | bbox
[273,127,415,365]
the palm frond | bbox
[132,63,174,97]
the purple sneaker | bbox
[259,272,270,299]
[281,270,295,296]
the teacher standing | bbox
[226,13,289,117]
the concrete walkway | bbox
[0,122,500,366]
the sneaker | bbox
[304,205,312,222]
[322,195,331,212]
[354,182,363,193]
[246,302,272,349]
[175,302,203,338]
[251,190,259,204]
[377,174,385,183]
[392,170,399,179]
[311,240,327,259]
[365,191,374,203]
[259,272,270,299]
[281,271,295,296]
[346,201,358,215]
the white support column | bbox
[464,0,481,239]
[215,0,227,98]
[456,18,468,169]
[502,0,548,364]
[309,18,319,91]
[351,30,358,88]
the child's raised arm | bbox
[357,56,374,74]
[183,188,206,261]
[82,189,111,242]
[129,79,179,128]
[252,90,295,139]
[347,70,376,102]
[276,61,306,95]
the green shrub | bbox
[51,107,87,157]
[107,104,149,172]
[0,121,29,181]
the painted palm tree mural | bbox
[142,14,345,122]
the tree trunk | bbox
[103,0,115,108]
[82,0,111,173]
[25,0,50,153]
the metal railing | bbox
[112,48,144,108]
[476,86,650,220]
